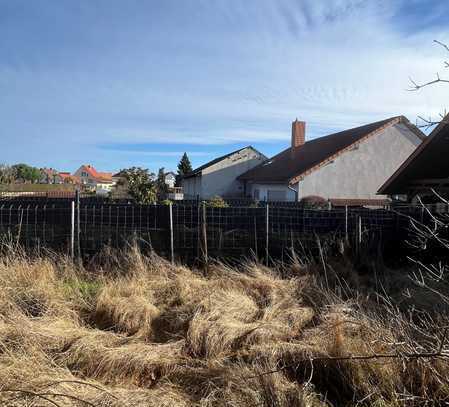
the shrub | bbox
[206,195,229,208]
[300,195,328,209]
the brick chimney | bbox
[291,119,305,157]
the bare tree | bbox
[402,190,449,309]
[409,40,449,129]
[0,164,16,184]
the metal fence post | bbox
[345,205,348,242]
[70,201,75,260]
[169,202,174,264]
[202,202,208,266]
[358,215,362,245]
[265,203,269,266]
[253,214,258,259]
[76,189,81,260]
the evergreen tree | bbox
[176,152,193,186]
[156,167,169,200]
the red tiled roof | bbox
[41,168,58,176]
[81,165,113,182]
[59,173,80,184]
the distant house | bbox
[182,146,267,199]
[164,172,176,189]
[238,117,425,204]
[39,168,59,184]
[73,165,115,195]
[57,172,80,185]
[39,168,80,185]
[378,114,449,202]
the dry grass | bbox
[0,249,448,406]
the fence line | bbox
[0,200,427,263]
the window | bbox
[253,189,260,200]
[81,171,88,177]
[267,190,286,201]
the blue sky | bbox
[1,0,448,173]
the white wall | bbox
[73,166,95,186]
[183,175,202,199]
[183,147,266,199]
[297,123,422,200]
[165,174,176,188]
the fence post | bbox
[358,215,362,245]
[16,206,23,249]
[169,202,174,264]
[70,201,75,260]
[253,215,258,259]
[345,205,348,242]
[196,199,201,260]
[202,202,208,266]
[75,189,81,260]
[265,203,269,266]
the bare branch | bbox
[246,339,449,380]
[434,39,449,53]
[408,73,449,92]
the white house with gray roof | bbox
[182,146,267,199]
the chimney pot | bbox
[291,119,306,149]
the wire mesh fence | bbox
[0,199,434,262]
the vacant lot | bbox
[0,248,447,406]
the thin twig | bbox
[246,347,449,380]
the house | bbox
[39,168,80,185]
[164,172,176,189]
[378,114,449,202]
[164,171,184,200]
[73,165,115,195]
[182,146,267,199]
[57,172,80,185]
[238,117,425,204]
[39,168,59,184]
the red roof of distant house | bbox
[59,172,81,184]
[41,168,58,176]
[81,165,113,182]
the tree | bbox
[156,167,169,201]
[118,167,157,204]
[409,40,449,128]
[176,152,193,186]
[12,163,41,183]
[0,164,16,184]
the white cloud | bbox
[1,0,448,164]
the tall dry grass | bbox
[0,248,448,406]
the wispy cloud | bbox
[0,0,448,170]
[98,148,210,157]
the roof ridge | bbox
[183,145,266,178]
